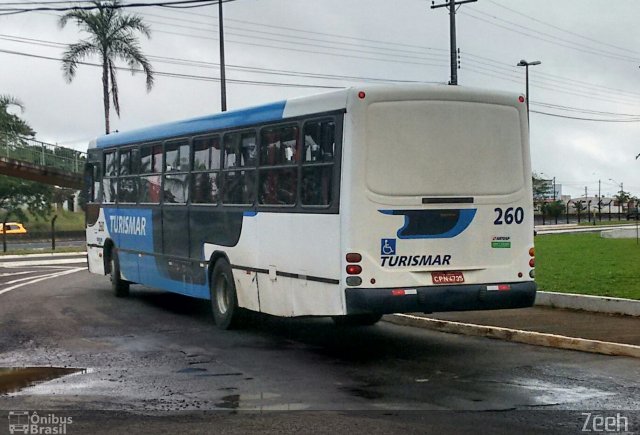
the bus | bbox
[84,84,537,329]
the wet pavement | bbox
[424,306,640,346]
[0,261,639,432]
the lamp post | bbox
[517,60,541,125]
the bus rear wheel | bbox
[109,250,129,298]
[210,259,244,330]
[332,313,383,326]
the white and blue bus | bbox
[85,85,536,329]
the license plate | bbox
[431,271,465,284]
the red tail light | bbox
[346,253,362,263]
[346,265,362,275]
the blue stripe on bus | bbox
[379,209,477,239]
[96,101,287,148]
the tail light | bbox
[346,265,362,275]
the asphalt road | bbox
[0,256,639,434]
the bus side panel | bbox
[86,208,107,275]
[202,213,260,312]
[256,213,342,317]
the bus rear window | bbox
[365,101,524,197]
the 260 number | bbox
[494,207,524,225]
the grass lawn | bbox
[535,232,640,300]
[20,210,84,232]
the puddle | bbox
[0,367,86,394]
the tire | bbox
[110,249,130,298]
[210,259,244,330]
[332,313,383,326]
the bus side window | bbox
[165,140,190,173]
[301,119,335,206]
[93,163,101,202]
[192,135,221,204]
[222,131,256,205]
[258,125,299,206]
[103,151,117,203]
[140,143,162,204]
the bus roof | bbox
[92,87,351,149]
[90,85,521,150]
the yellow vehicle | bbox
[0,222,27,235]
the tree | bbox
[542,200,564,219]
[614,190,631,211]
[59,0,154,134]
[0,98,52,222]
[0,175,52,223]
[0,95,35,146]
[532,172,552,211]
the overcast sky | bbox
[1,0,639,198]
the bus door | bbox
[161,140,192,295]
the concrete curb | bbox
[0,252,87,260]
[535,291,640,317]
[386,314,640,359]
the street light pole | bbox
[517,60,541,125]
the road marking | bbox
[0,258,87,267]
[0,252,87,260]
[0,271,39,277]
[0,267,85,296]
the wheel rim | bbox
[216,273,231,315]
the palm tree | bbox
[59,0,154,134]
[0,95,34,148]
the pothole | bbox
[0,367,86,394]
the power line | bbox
[0,32,431,84]
[0,47,343,89]
[486,0,638,56]
[460,9,639,64]
[3,32,640,120]
[530,110,640,123]
[0,0,234,16]
[137,11,450,63]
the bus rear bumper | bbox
[345,281,537,315]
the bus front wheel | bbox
[210,259,244,330]
[109,250,129,298]
[332,313,383,326]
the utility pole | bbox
[431,0,477,85]
[598,179,601,221]
[218,0,227,112]
[552,176,557,224]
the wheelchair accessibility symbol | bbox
[381,239,396,256]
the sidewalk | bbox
[424,306,640,346]
[386,305,640,358]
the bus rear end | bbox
[341,86,536,316]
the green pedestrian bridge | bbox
[0,135,85,189]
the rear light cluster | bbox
[346,253,362,286]
[528,247,535,278]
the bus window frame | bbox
[191,133,222,206]
[162,136,192,206]
[257,122,300,208]
[220,128,257,207]
[117,146,140,204]
[88,109,343,213]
